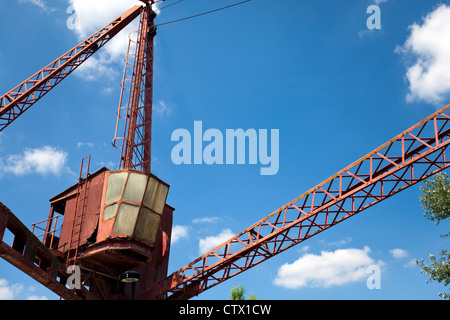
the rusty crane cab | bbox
[34,166,174,297]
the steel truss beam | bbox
[113,6,156,173]
[0,5,143,132]
[0,202,82,300]
[141,104,450,300]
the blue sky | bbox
[1,0,450,300]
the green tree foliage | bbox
[419,172,450,230]
[229,285,258,300]
[416,250,450,299]
[417,172,450,299]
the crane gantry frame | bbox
[0,1,449,300]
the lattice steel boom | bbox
[140,103,450,300]
[0,5,143,132]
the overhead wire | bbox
[153,0,186,12]
[155,0,251,26]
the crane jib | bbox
[0,5,143,132]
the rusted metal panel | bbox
[49,167,109,204]
[57,169,106,251]
[58,194,76,251]
[134,204,174,300]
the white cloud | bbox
[17,0,56,12]
[67,0,160,81]
[198,229,234,255]
[171,225,190,244]
[0,279,21,300]
[403,259,418,268]
[273,246,383,289]
[154,100,173,117]
[77,142,94,148]
[389,248,409,259]
[68,0,140,38]
[26,295,48,300]
[18,0,46,10]
[0,146,69,177]
[192,216,221,224]
[396,4,450,104]
[97,160,116,170]
[0,279,47,300]
[326,237,352,247]
[297,245,310,254]
[75,54,121,82]
[101,86,115,95]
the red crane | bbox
[1,1,449,300]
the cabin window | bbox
[103,203,118,220]
[123,172,148,204]
[104,172,127,205]
[113,203,140,236]
[143,177,169,214]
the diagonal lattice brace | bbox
[140,104,450,300]
[0,5,143,132]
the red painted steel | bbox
[141,104,450,299]
[66,155,91,267]
[31,215,60,249]
[52,167,107,253]
[0,202,82,300]
[0,5,143,132]
[113,5,156,173]
[1,2,450,301]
